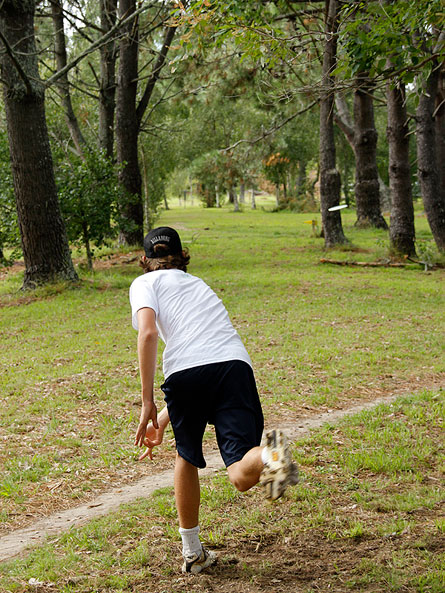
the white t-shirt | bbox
[129,269,252,379]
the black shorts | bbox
[161,360,264,469]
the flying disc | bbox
[328,204,348,212]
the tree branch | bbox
[0,28,33,95]
[45,3,151,88]
[136,24,177,126]
[222,100,318,152]
[51,0,87,155]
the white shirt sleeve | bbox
[129,275,159,330]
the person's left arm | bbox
[134,307,159,448]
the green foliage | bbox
[56,148,121,267]
[263,151,290,186]
[0,124,20,263]
[139,128,179,224]
[185,0,297,66]
[191,150,226,206]
[337,0,445,84]
[415,239,441,271]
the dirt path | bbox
[0,393,407,564]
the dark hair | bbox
[140,243,190,273]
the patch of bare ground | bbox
[0,261,24,282]
[0,373,443,538]
[194,520,444,593]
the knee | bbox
[230,476,249,492]
[227,466,250,492]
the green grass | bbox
[0,390,443,592]
[0,204,444,590]
[0,206,443,525]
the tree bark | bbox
[115,1,177,245]
[115,0,143,246]
[99,0,118,158]
[296,159,307,198]
[416,63,445,251]
[386,81,416,256]
[353,74,388,229]
[335,93,391,212]
[436,66,445,202]
[334,94,355,146]
[239,181,245,203]
[0,0,78,287]
[229,187,239,211]
[319,0,347,247]
[82,219,93,271]
[51,0,86,155]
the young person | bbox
[130,226,298,574]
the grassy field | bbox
[0,391,443,592]
[0,204,444,591]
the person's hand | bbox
[134,401,158,448]
[138,422,166,461]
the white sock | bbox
[179,525,202,557]
[261,446,270,466]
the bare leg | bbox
[175,453,200,528]
[226,446,263,492]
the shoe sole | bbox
[260,429,297,500]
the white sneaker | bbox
[182,547,217,574]
[260,429,299,500]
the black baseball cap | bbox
[143,226,183,258]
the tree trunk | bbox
[335,93,391,212]
[229,188,239,211]
[239,181,245,203]
[296,159,307,197]
[115,4,175,245]
[379,177,391,212]
[115,0,143,246]
[140,145,150,229]
[354,73,388,229]
[82,219,93,271]
[386,81,416,256]
[251,188,256,210]
[334,94,355,146]
[342,159,351,206]
[436,67,445,202]
[0,1,78,288]
[319,0,347,247]
[99,0,118,158]
[233,191,239,212]
[416,64,445,251]
[51,0,86,156]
